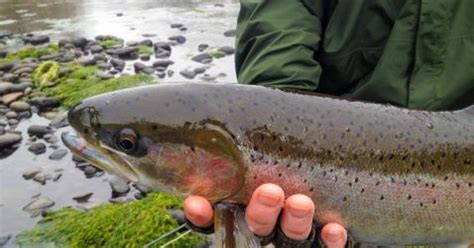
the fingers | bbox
[183,195,214,228]
[320,223,348,248]
[245,183,285,236]
[280,194,315,240]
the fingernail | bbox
[288,204,311,218]
[257,191,281,207]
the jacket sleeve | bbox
[235,0,324,91]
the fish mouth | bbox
[61,132,139,182]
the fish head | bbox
[63,84,247,202]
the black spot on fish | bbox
[355,177,359,183]
[164,102,170,107]
[309,187,314,192]
[456,183,460,188]
[420,202,424,207]
[432,200,437,204]
[360,188,365,193]
[343,196,347,202]
[465,159,472,165]
[278,173,282,177]
[375,181,380,186]
[380,195,384,200]
[407,195,412,200]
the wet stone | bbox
[167,70,174,77]
[72,37,88,48]
[0,126,4,135]
[33,174,50,185]
[168,35,186,44]
[97,71,114,80]
[155,49,171,59]
[9,101,30,112]
[110,58,125,69]
[27,35,50,45]
[139,39,153,47]
[49,112,68,128]
[0,30,13,39]
[75,162,90,171]
[93,53,107,62]
[154,42,171,52]
[157,72,166,79]
[5,111,18,119]
[170,23,183,29]
[27,125,53,138]
[96,61,112,70]
[43,133,59,143]
[133,62,146,73]
[28,97,59,109]
[7,119,18,126]
[90,45,103,54]
[77,57,96,66]
[0,234,11,247]
[22,167,42,180]
[194,67,207,74]
[49,149,68,160]
[73,192,93,203]
[218,46,235,55]
[224,29,236,37]
[139,54,150,61]
[109,176,130,196]
[22,196,55,212]
[192,53,213,64]
[198,44,209,52]
[84,166,98,178]
[52,173,62,182]
[180,70,197,79]
[28,142,46,154]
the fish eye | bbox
[117,128,137,152]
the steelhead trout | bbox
[61,83,474,246]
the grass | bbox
[99,39,122,49]
[137,45,153,55]
[32,61,60,88]
[16,192,205,247]
[0,44,60,65]
[39,64,154,108]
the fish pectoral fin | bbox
[214,203,260,248]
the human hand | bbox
[184,183,347,248]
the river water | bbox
[0,0,239,246]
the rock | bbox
[218,46,235,55]
[43,133,58,143]
[157,72,166,79]
[194,67,207,74]
[168,35,186,44]
[155,49,171,59]
[28,35,50,45]
[58,38,72,47]
[33,174,50,185]
[97,71,114,80]
[2,73,17,83]
[0,92,23,105]
[224,29,236,37]
[72,37,88,48]
[155,66,166,72]
[28,97,59,109]
[39,53,62,61]
[0,133,21,150]
[5,111,18,119]
[110,58,125,70]
[41,111,58,120]
[0,50,7,58]
[7,119,18,126]
[0,126,4,135]
[126,41,138,47]
[59,52,75,62]
[179,27,188,31]
[167,70,174,77]
[198,44,209,52]
[49,112,68,128]
[192,53,213,64]
[75,162,89,170]
[142,67,155,74]
[90,45,103,53]
[84,166,97,178]
[73,192,93,203]
[96,61,112,70]
[93,53,107,62]
[0,82,13,94]
[133,62,146,73]
[76,57,96,66]
[22,196,55,212]
[116,13,124,17]
[28,142,46,154]
[168,209,186,225]
[170,23,183,29]
[152,60,174,68]
[0,82,34,95]
[0,30,13,39]
[109,176,130,195]
[139,54,150,61]
[0,234,11,247]
[27,125,53,138]
[180,70,197,79]
[142,33,157,38]
[49,149,68,160]
[139,39,153,47]
[22,167,42,179]
[109,47,139,60]
[154,42,172,52]
[52,172,62,181]
[109,197,133,204]
[9,101,30,112]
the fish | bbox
[61,82,474,246]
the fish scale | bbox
[64,83,473,245]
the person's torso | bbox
[316,0,474,110]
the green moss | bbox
[209,50,225,59]
[137,45,153,56]
[41,65,154,108]
[16,193,205,247]
[99,39,121,49]
[5,44,60,61]
[32,61,60,88]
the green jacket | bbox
[235,0,474,111]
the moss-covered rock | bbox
[16,193,205,247]
[32,61,60,88]
[39,65,154,108]
[137,45,153,56]
[99,39,122,49]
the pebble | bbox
[49,149,68,160]
[139,39,153,47]
[52,173,62,181]
[28,142,46,154]
[192,53,213,64]
[41,111,58,120]
[28,97,59,109]
[76,57,96,66]
[179,70,197,79]
[0,126,4,135]
[93,53,107,62]
[194,67,207,74]
[109,47,139,60]
[7,119,18,126]
[22,167,42,180]
[97,71,114,80]
[110,58,125,70]
[9,101,30,112]
[72,37,88,48]
[0,234,11,247]
[96,61,112,70]
[43,133,59,143]
[84,166,98,178]
[224,29,236,37]
[27,125,54,138]
[27,35,51,45]
[198,44,209,52]
[72,192,93,203]
[142,67,155,74]
[33,174,49,185]
[167,70,174,77]
[168,35,186,44]
[152,60,174,68]
[155,49,171,59]
[0,133,22,148]
[22,196,55,212]
[109,176,130,196]
[218,46,235,55]
[133,62,146,73]
[75,162,89,170]
[0,30,13,39]
[170,23,183,29]
[90,45,103,54]
[156,72,166,79]
[126,41,138,47]
[49,112,68,128]
[5,111,18,119]
[140,54,150,61]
